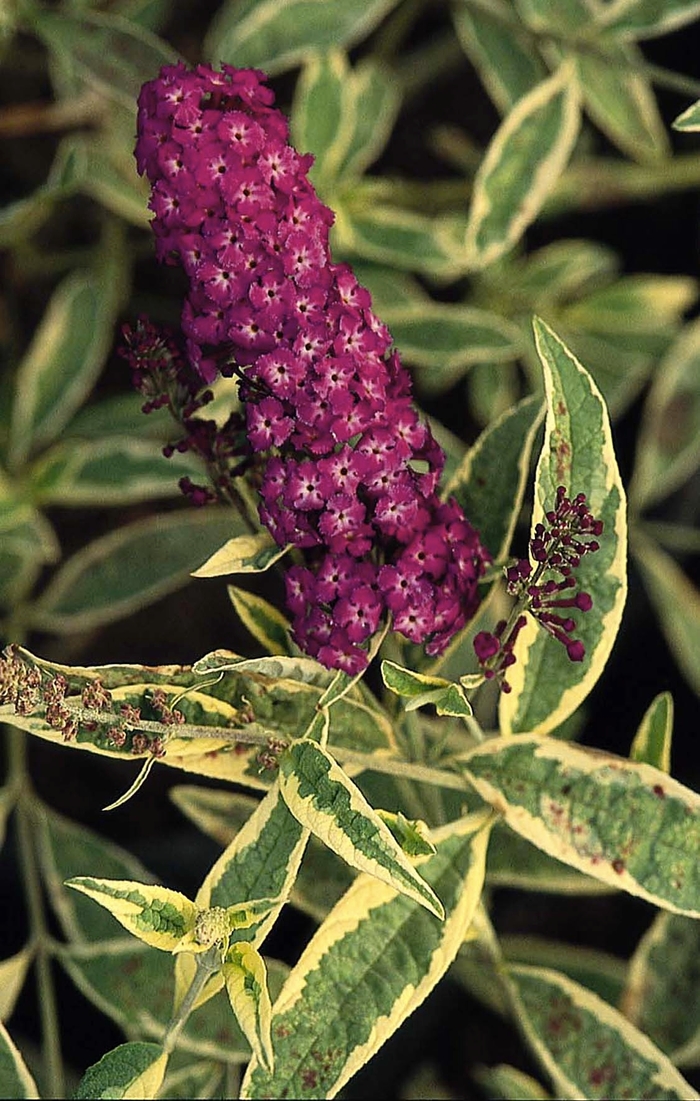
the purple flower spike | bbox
[135,62,492,671]
[475,488,603,690]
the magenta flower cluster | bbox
[474,487,602,690]
[135,62,490,673]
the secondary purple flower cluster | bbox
[120,316,249,506]
[474,487,602,690]
[135,62,490,673]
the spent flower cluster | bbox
[133,63,491,672]
[474,487,603,690]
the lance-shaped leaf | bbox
[30,507,243,633]
[380,660,472,717]
[242,813,491,1099]
[444,394,544,562]
[633,531,700,696]
[334,58,400,180]
[600,0,700,39]
[204,0,401,74]
[65,878,197,950]
[630,316,700,510]
[193,532,288,577]
[622,911,700,1066]
[0,947,32,1023]
[461,734,700,915]
[174,780,310,1013]
[0,1022,39,1099]
[575,41,668,163]
[228,585,293,657]
[171,785,354,922]
[8,267,121,469]
[452,2,546,115]
[291,50,348,186]
[502,936,627,1010]
[464,62,581,269]
[224,943,274,1073]
[674,98,700,131]
[28,436,201,507]
[630,691,673,773]
[379,301,522,374]
[503,239,619,304]
[278,739,444,918]
[500,318,627,736]
[196,780,311,942]
[34,9,177,108]
[486,823,615,896]
[334,205,464,278]
[75,1042,168,1100]
[508,964,699,1100]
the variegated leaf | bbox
[465,62,581,268]
[192,532,288,578]
[444,393,544,562]
[204,0,401,75]
[74,1042,168,1100]
[600,0,700,39]
[500,318,627,735]
[0,1022,39,1099]
[381,660,472,717]
[630,691,673,773]
[279,739,444,918]
[462,734,700,915]
[242,813,491,1099]
[65,878,197,951]
[227,585,293,657]
[508,964,698,1099]
[622,911,700,1066]
[223,943,274,1072]
[452,1,547,114]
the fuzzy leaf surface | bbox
[508,964,698,1099]
[462,734,700,915]
[242,814,491,1099]
[74,1041,168,1100]
[279,740,444,918]
[622,911,700,1065]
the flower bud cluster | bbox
[474,487,602,689]
[120,316,250,506]
[135,63,491,672]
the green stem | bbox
[162,948,220,1054]
[332,746,467,791]
[8,730,65,1099]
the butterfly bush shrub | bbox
[1,3,700,1099]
